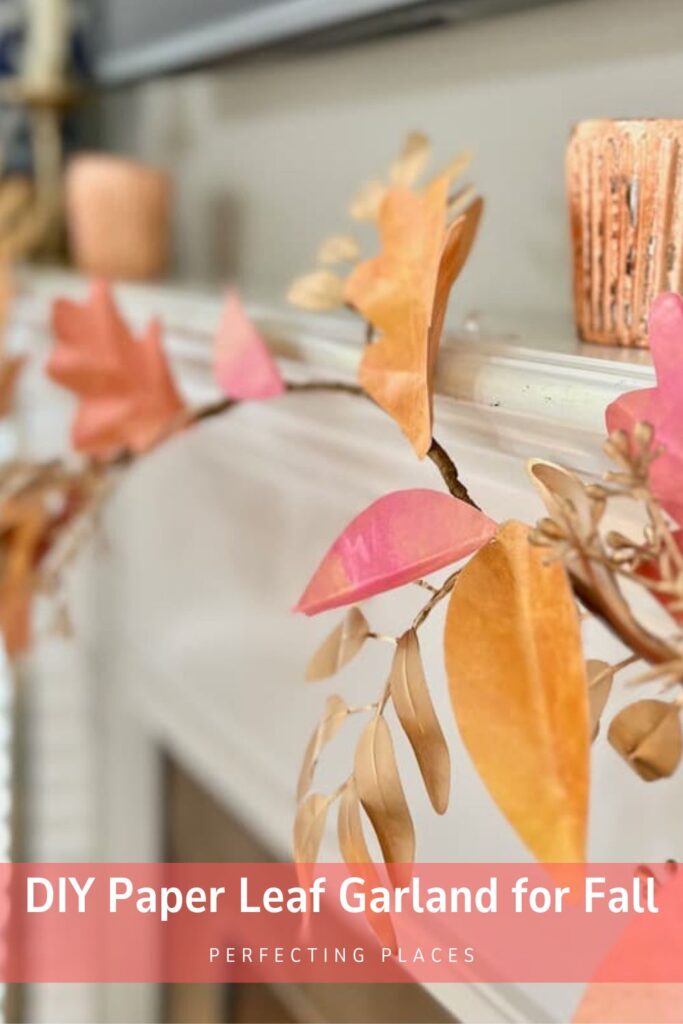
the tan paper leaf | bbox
[318,234,360,265]
[297,695,349,801]
[354,716,415,873]
[433,149,473,188]
[447,184,478,220]
[389,131,431,187]
[608,699,682,781]
[287,270,346,311]
[293,792,332,864]
[338,781,397,950]
[587,659,614,740]
[528,459,595,536]
[349,180,387,222]
[390,629,450,814]
[338,778,374,864]
[305,607,370,682]
[444,520,590,862]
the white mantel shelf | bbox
[13,270,671,1024]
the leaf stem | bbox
[412,569,460,630]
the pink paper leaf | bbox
[295,488,497,615]
[606,292,683,525]
[213,290,284,401]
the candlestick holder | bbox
[567,119,683,348]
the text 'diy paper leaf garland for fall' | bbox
[444,520,590,862]
[48,280,186,458]
[346,179,482,458]
[213,290,284,401]
[295,488,496,615]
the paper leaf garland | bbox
[346,178,482,457]
[444,520,590,862]
[606,292,683,525]
[295,488,496,616]
[213,290,284,401]
[48,280,186,458]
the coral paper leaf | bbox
[48,280,186,458]
[213,290,284,401]
[295,488,496,616]
[606,292,683,524]
[444,520,590,862]
[346,179,482,457]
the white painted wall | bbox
[96,0,683,329]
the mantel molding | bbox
[16,269,655,453]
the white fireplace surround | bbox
[10,271,681,1024]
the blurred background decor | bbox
[567,119,683,348]
[65,154,170,279]
[0,0,88,264]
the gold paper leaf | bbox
[528,459,595,536]
[354,716,415,874]
[338,778,374,864]
[444,520,590,862]
[447,184,478,220]
[434,149,473,188]
[338,781,397,950]
[317,235,360,265]
[349,180,387,222]
[608,699,683,781]
[287,270,346,311]
[390,629,450,814]
[389,131,431,187]
[586,659,614,740]
[306,607,370,682]
[297,695,349,801]
[293,792,332,864]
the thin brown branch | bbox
[413,569,460,631]
[427,438,479,508]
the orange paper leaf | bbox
[345,180,482,457]
[48,280,186,457]
[444,520,590,862]
[0,497,48,657]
